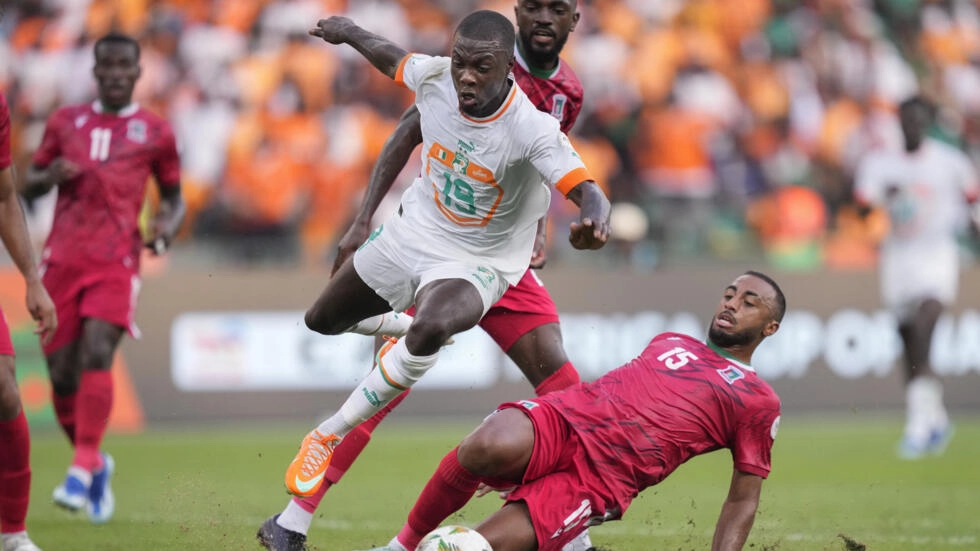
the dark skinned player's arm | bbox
[150,183,186,250]
[21,158,77,200]
[0,164,57,341]
[331,106,422,274]
[355,106,421,228]
[309,16,409,79]
[0,165,42,288]
[711,469,764,551]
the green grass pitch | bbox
[23,414,980,550]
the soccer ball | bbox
[415,525,493,551]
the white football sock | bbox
[905,376,943,439]
[315,339,437,437]
[345,313,413,338]
[277,499,314,535]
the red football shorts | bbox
[404,269,560,352]
[0,307,14,356]
[479,269,560,352]
[498,400,616,551]
[41,262,141,355]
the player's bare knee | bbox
[458,419,523,477]
[457,431,501,476]
[80,341,115,371]
[404,316,452,354]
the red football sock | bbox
[52,392,77,445]
[397,447,480,550]
[295,390,410,513]
[72,370,113,472]
[534,361,580,396]
[0,410,31,533]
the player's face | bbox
[899,103,930,151]
[515,0,579,68]
[708,275,779,349]
[450,35,515,118]
[93,42,141,110]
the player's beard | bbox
[707,323,756,349]
[522,33,569,69]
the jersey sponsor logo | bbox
[74,114,89,129]
[518,399,538,410]
[717,365,745,384]
[127,119,147,144]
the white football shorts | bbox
[352,213,510,314]
[880,240,958,322]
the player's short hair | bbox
[455,10,516,49]
[744,270,786,322]
[899,95,935,120]
[94,32,141,61]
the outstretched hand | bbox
[309,16,356,44]
[568,218,610,250]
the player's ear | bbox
[570,11,580,32]
[762,319,780,338]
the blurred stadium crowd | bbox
[1,0,979,270]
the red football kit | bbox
[0,93,14,356]
[500,332,782,550]
[32,101,180,353]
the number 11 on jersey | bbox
[90,127,111,161]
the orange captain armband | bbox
[555,167,593,196]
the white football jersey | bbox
[393,53,592,284]
[855,138,979,250]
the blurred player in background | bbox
[854,95,980,459]
[275,6,609,542]
[368,272,784,551]
[20,33,185,523]
[0,92,57,551]
[258,3,591,550]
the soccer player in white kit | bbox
[282,10,611,498]
[854,95,980,459]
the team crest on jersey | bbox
[452,139,474,173]
[550,94,567,122]
[717,365,745,385]
[127,120,147,143]
[452,150,470,173]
